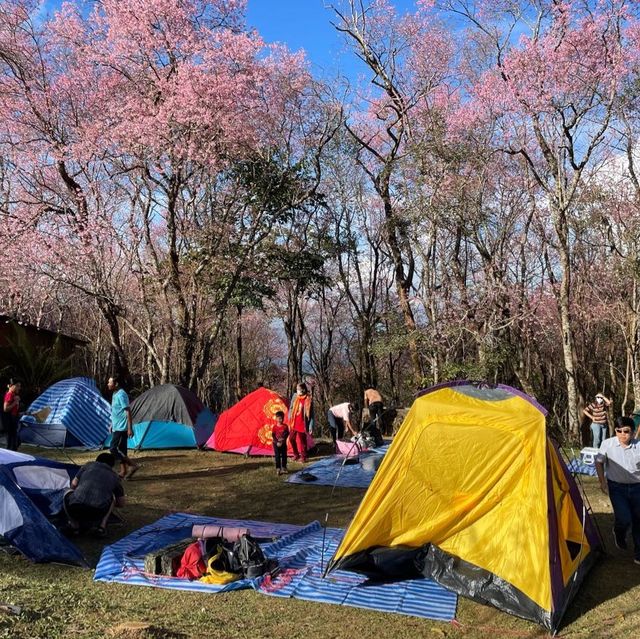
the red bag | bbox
[176,541,206,580]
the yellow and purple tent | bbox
[327,381,602,633]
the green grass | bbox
[1,445,639,639]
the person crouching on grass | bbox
[596,416,640,565]
[63,452,125,537]
[272,410,289,475]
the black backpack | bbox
[202,537,242,574]
[201,534,277,579]
[233,534,276,578]
[143,539,193,576]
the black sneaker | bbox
[613,528,627,550]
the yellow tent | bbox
[327,382,602,632]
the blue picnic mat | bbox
[94,513,457,622]
[260,521,457,621]
[287,445,389,489]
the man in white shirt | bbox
[327,402,357,449]
[596,416,640,565]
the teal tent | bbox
[105,384,216,450]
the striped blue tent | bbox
[0,449,87,566]
[19,378,110,449]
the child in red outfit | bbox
[272,410,289,475]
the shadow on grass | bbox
[5,448,360,573]
[120,467,361,529]
[133,463,264,482]
[560,511,640,630]
[128,453,194,463]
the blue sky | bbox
[245,0,420,79]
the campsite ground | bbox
[1,445,639,639]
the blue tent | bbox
[0,449,87,566]
[19,377,110,449]
[112,384,216,450]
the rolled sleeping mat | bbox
[191,524,249,542]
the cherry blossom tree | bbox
[0,0,333,394]
[0,0,135,381]
[331,0,454,382]
[444,0,640,436]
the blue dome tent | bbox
[122,384,216,450]
[19,377,110,449]
[0,449,87,566]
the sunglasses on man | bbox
[615,428,633,434]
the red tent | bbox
[206,387,314,456]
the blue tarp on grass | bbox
[287,446,389,489]
[94,513,457,622]
[259,521,457,621]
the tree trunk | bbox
[284,286,306,396]
[220,333,230,408]
[379,184,422,382]
[98,299,131,387]
[235,305,243,401]
[629,279,640,415]
[164,178,197,389]
[554,207,580,440]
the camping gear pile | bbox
[142,524,278,585]
[567,447,599,476]
[94,513,458,622]
[336,430,387,457]
[336,434,370,457]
